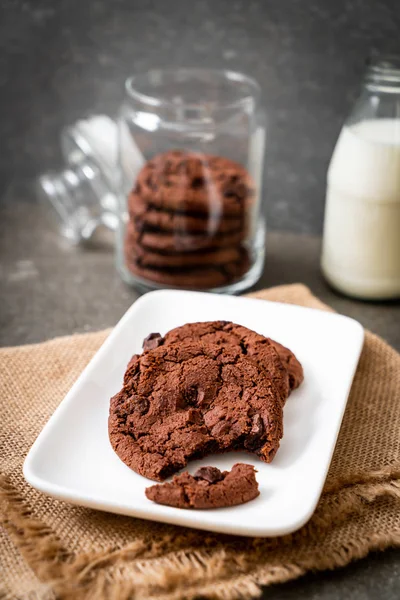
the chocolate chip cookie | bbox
[161,321,290,405]
[128,191,245,235]
[126,241,246,269]
[145,463,259,509]
[109,340,283,481]
[125,255,250,289]
[126,221,246,254]
[134,150,255,217]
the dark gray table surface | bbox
[1,198,399,599]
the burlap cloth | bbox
[1,284,400,600]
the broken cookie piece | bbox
[145,463,259,509]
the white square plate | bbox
[24,290,364,537]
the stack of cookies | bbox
[125,150,255,289]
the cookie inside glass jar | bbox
[124,150,255,290]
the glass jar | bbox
[321,55,400,299]
[37,69,266,293]
[117,69,266,293]
[38,115,119,244]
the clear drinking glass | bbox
[117,69,266,293]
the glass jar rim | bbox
[365,53,400,92]
[124,68,261,111]
[366,52,400,71]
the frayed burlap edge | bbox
[2,471,400,600]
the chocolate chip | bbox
[239,341,248,355]
[143,332,164,351]
[184,387,207,408]
[133,397,149,415]
[251,414,264,436]
[223,181,246,200]
[191,176,205,189]
[223,187,236,198]
[183,386,194,406]
[244,414,264,450]
[194,466,224,483]
[231,420,247,438]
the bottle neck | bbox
[37,158,118,244]
[365,55,400,93]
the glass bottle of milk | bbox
[321,56,400,299]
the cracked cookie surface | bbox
[161,321,291,405]
[145,463,259,509]
[109,341,283,481]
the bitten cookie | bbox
[109,340,283,481]
[145,463,259,509]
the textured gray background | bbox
[1,0,400,233]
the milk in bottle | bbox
[321,57,400,299]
